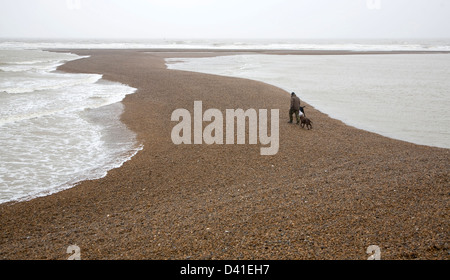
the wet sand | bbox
[0,49,448,260]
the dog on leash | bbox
[300,115,313,130]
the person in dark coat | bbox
[289,92,301,124]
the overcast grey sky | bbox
[1,0,450,39]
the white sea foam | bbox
[1,38,450,52]
[166,54,450,149]
[0,49,140,204]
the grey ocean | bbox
[0,49,141,204]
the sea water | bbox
[0,49,141,204]
[166,54,450,149]
[1,38,450,52]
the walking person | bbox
[289,92,301,124]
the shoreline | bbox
[164,51,450,150]
[51,48,450,55]
[0,49,448,260]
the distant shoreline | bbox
[50,48,450,55]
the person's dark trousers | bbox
[289,108,300,124]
